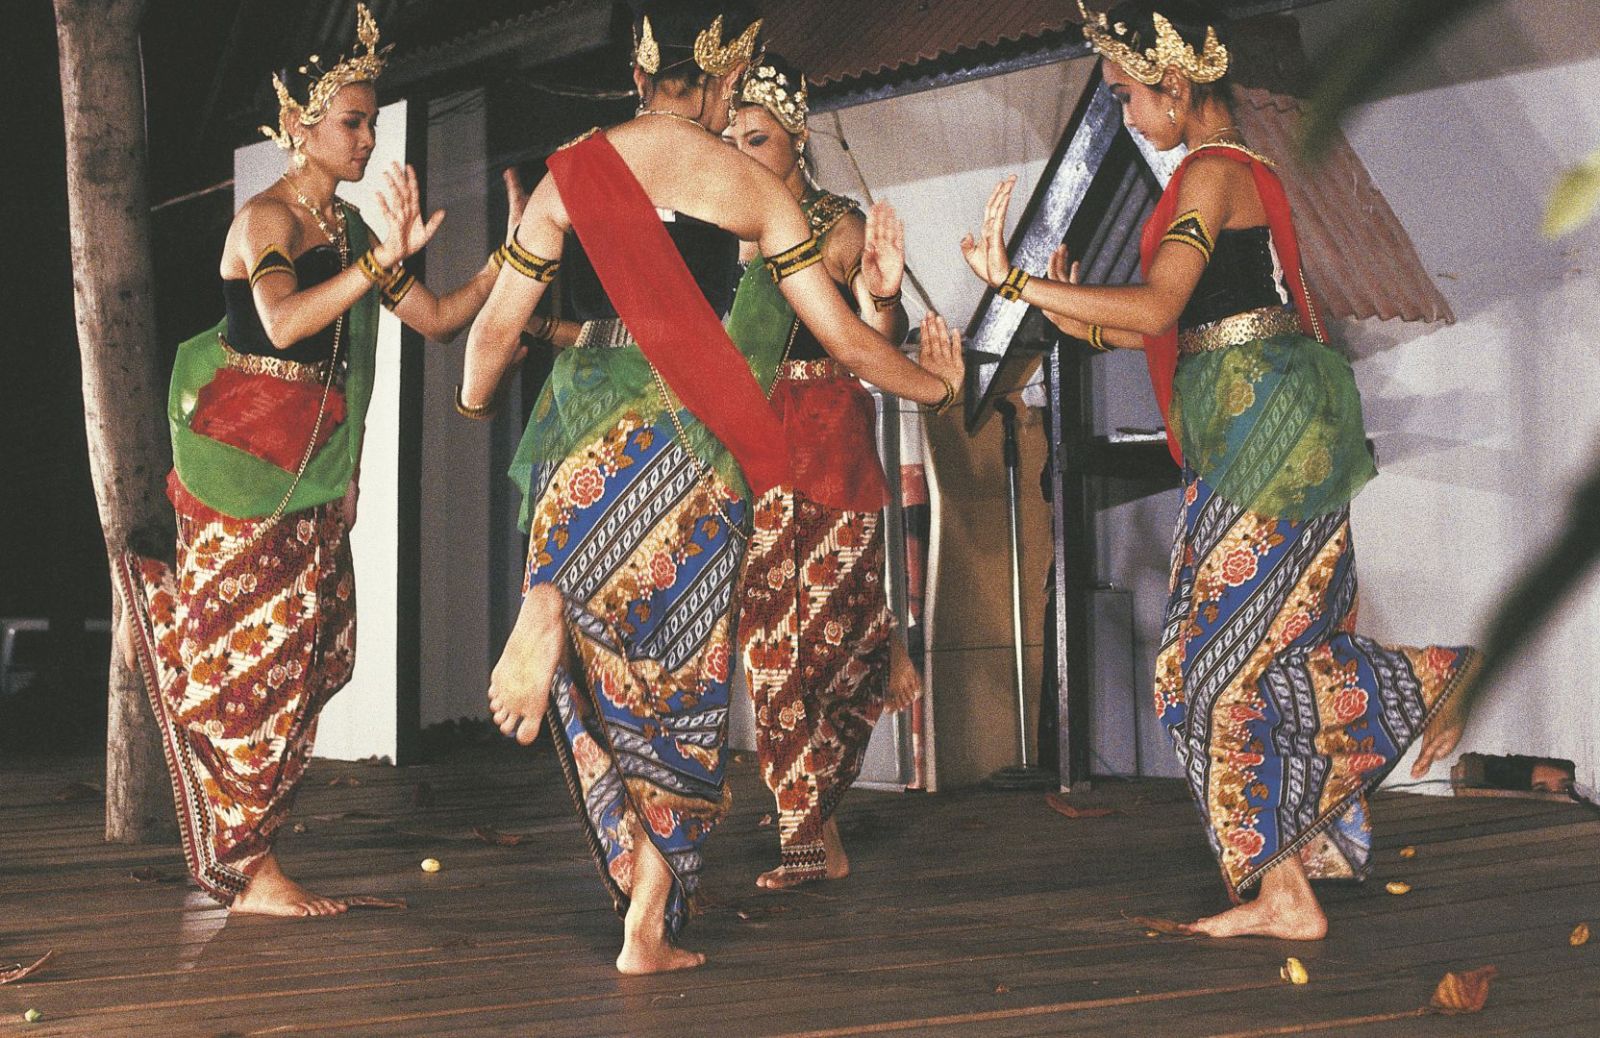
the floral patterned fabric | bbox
[526,411,747,940]
[1169,330,1376,521]
[1156,471,1477,894]
[739,488,896,880]
[116,495,355,903]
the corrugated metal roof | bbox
[1238,93,1455,324]
[758,0,1077,86]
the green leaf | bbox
[1543,148,1600,238]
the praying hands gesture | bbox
[373,161,445,269]
[959,175,1019,287]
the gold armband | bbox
[1161,209,1215,263]
[765,234,824,284]
[998,266,1031,302]
[249,245,295,288]
[500,235,561,282]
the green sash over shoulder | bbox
[169,208,380,520]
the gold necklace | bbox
[282,173,349,255]
[1197,126,1243,148]
[635,107,714,135]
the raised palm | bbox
[374,162,444,267]
[860,200,905,299]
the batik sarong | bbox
[527,411,747,940]
[1156,471,1477,895]
[116,494,355,903]
[739,483,895,879]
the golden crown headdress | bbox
[739,61,808,136]
[633,14,763,77]
[260,3,392,151]
[1077,2,1229,85]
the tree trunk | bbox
[53,0,175,843]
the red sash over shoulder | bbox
[1139,144,1321,467]
[546,132,791,495]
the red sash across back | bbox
[546,132,792,495]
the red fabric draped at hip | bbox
[771,374,889,514]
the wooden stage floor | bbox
[4,744,1598,1037]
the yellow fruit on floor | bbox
[420,857,442,873]
[1385,881,1411,895]
[1280,957,1309,984]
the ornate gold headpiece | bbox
[739,61,808,136]
[633,13,763,77]
[1077,2,1229,85]
[260,3,391,151]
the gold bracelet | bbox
[527,314,557,342]
[870,288,902,313]
[356,249,396,287]
[454,383,496,420]
[998,266,1031,302]
[1087,324,1110,352]
[925,375,957,416]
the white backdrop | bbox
[1298,0,1600,796]
[233,99,409,762]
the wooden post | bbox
[53,0,175,843]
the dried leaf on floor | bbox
[343,895,408,910]
[129,866,181,884]
[993,983,1010,994]
[1572,922,1591,947]
[1126,915,1196,937]
[471,826,525,847]
[1399,846,1417,859]
[1430,965,1497,1015]
[1045,793,1117,819]
[0,951,55,985]
[757,814,774,828]
[1386,881,1412,895]
[291,822,308,834]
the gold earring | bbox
[291,137,308,168]
[1166,107,1176,124]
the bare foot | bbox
[755,818,851,889]
[885,637,922,713]
[488,583,566,745]
[1190,856,1327,940]
[617,820,706,974]
[229,853,348,919]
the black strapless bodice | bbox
[560,212,740,322]
[223,244,343,363]
[1177,226,1290,331]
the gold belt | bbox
[777,357,847,381]
[572,318,636,350]
[219,334,330,384]
[1177,306,1303,355]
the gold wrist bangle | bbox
[925,375,956,416]
[1087,324,1109,352]
[357,249,396,287]
[528,314,557,342]
[870,288,902,313]
[454,383,497,420]
[998,266,1031,302]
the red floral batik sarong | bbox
[117,479,355,904]
[739,361,897,881]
